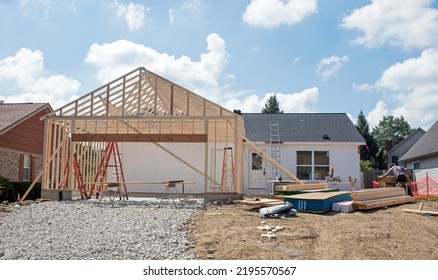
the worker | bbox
[378,163,412,196]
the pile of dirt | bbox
[187,200,438,260]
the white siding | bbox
[120,142,206,193]
[406,156,438,181]
[243,142,362,194]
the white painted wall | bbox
[117,142,234,194]
[243,142,362,194]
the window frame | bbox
[296,150,330,181]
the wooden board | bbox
[284,191,352,213]
[351,187,406,201]
[237,198,284,206]
[402,208,438,216]
[275,188,338,196]
[275,183,328,191]
[353,195,415,210]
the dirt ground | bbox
[187,200,438,260]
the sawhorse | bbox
[158,180,184,208]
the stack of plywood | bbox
[352,187,415,210]
[275,183,328,192]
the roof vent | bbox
[322,134,330,140]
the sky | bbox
[1,0,438,131]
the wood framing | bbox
[41,67,246,196]
[40,67,301,196]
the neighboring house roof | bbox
[399,121,438,162]
[387,127,426,155]
[242,113,365,143]
[0,103,52,134]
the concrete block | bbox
[41,190,73,201]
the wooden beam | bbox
[153,142,221,188]
[20,171,42,203]
[241,134,304,184]
[71,133,208,142]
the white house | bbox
[241,113,365,194]
[40,67,365,198]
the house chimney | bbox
[385,139,394,152]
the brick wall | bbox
[0,148,20,181]
[0,148,43,182]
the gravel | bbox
[0,199,205,260]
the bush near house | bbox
[0,176,41,202]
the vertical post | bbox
[41,119,50,190]
[426,172,429,199]
[204,120,209,193]
[69,121,76,190]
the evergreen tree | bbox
[262,94,283,114]
[355,110,379,162]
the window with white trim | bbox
[23,154,31,182]
[296,151,330,180]
[413,161,420,170]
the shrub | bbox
[0,176,41,202]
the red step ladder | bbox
[88,142,128,200]
[62,153,86,199]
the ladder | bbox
[270,121,282,179]
[62,153,86,198]
[88,142,128,200]
[221,147,234,192]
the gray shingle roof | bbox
[399,121,438,162]
[242,113,365,143]
[0,103,49,133]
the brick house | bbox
[0,103,52,182]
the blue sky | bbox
[1,0,437,130]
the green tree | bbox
[262,94,283,114]
[372,115,415,148]
[355,110,379,162]
[355,110,390,171]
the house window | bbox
[23,154,31,182]
[297,151,330,180]
[391,156,398,164]
[413,161,420,170]
[252,153,263,170]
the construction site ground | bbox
[187,199,438,260]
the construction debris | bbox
[237,197,284,207]
[352,187,415,210]
[402,202,438,216]
[259,201,297,219]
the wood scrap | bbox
[238,197,284,206]
[402,203,438,216]
[275,183,328,191]
[352,187,415,210]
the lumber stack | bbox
[352,187,415,210]
[275,183,328,192]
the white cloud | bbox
[367,100,389,128]
[367,48,438,129]
[341,0,438,49]
[167,0,200,25]
[85,33,230,92]
[316,55,349,80]
[114,2,148,32]
[0,48,81,109]
[19,0,50,19]
[222,87,319,113]
[353,83,375,91]
[242,0,317,28]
